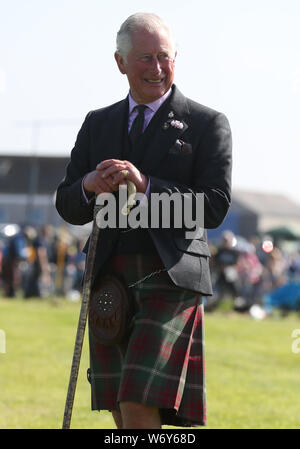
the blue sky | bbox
[1,0,300,203]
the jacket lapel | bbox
[139,85,189,175]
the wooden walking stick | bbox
[62,180,136,429]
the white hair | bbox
[116,12,176,61]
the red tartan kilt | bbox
[88,254,206,427]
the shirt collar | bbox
[128,88,172,114]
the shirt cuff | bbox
[145,178,150,198]
[81,177,95,204]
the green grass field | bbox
[0,296,300,429]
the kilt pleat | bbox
[88,254,206,427]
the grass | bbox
[0,296,300,429]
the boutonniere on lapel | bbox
[170,119,184,129]
[162,111,185,130]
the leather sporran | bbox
[88,274,133,345]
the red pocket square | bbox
[169,139,192,155]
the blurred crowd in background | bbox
[0,224,85,302]
[1,223,300,318]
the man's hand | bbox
[96,159,148,193]
[83,169,119,196]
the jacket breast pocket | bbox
[168,139,193,155]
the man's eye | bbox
[140,55,152,62]
[139,54,171,63]
[158,53,170,61]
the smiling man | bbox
[56,13,232,429]
[115,24,176,104]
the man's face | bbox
[115,27,176,104]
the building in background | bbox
[207,189,300,241]
[0,154,68,226]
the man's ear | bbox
[114,52,127,74]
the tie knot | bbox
[135,104,147,115]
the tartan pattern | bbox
[88,254,206,427]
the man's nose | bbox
[150,56,162,74]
